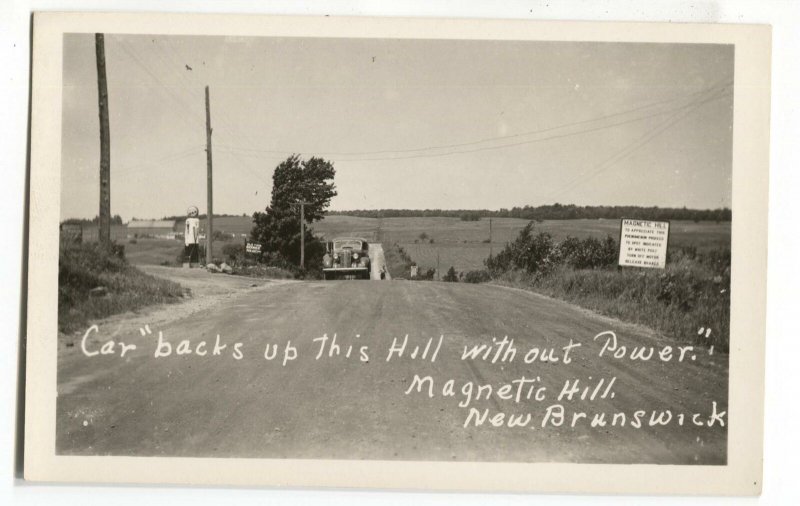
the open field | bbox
[120,215,730,274]
[124,238,183,266]
[315,215,731,273]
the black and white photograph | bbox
[22,12,771,494]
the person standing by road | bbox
[184,206,200,267]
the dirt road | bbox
[57,275,727,464]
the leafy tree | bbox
[443,266,459,282]
[251,155,337,268]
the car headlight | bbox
[353,253,359,260]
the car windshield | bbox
[333,240,364,250]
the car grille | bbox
[341,249,352,267]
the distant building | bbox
[61,223,128,242]
[128,220,177,239]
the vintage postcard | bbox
[24,12,770,494]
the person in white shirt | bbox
[184,206,200,266]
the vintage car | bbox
[322,237,371,280]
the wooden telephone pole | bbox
[293,201,311,269]
[205,86,213,263]
[489,218,493,257]
[95,34,111,244]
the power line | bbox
[215,81,731,158]
[114,39,206,128]
[117,36,273,209]
[114,146,206,177]
[216,84,732,163]
[542,88,731,203]
[61,146,205,181]
[214,149,273,186]
[150,37,273,191]
[546,89,730,201]
[156,38,271,155]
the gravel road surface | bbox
[57,270,727,464]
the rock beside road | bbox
[206,262,234,274]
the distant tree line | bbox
[161,212,246,221]
[332,204,731,222]
[61,215,124,226]
[62,213,248,225]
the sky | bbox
[61,34,734,221]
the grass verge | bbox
[382,243,414,279]
[493,254,730,351]
[59,242,185,333]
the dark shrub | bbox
[222,243,246,264]
[563,235,617,269]
[464,270,492,283]
[443,266,458,282]
[486,222,557,275]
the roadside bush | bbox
[418,268,436,280]
[561,235,617,269]
[697,247,731,275]
[487,224,617,274]
[555,236,582,262]
[443,266,459,282]
[221,242,246,264]
[464,270,492,284]
[486,223,558,275]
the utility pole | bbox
[292,201,311,269]
[489,218,493,257]
[95,33,111,245]
[436,251,440,281]
[205,85,213,263]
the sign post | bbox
[618,219,670,269]
[245,241,263,256]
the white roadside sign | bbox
[618,219,670,269]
